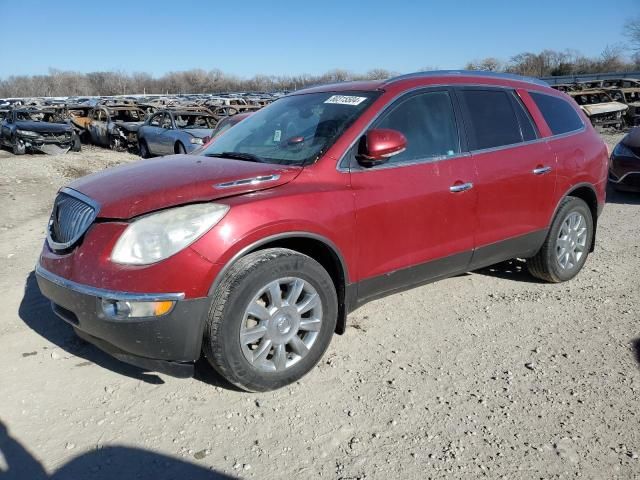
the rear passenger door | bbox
[350,89,477,302]
[455,87,557,268]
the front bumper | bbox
[35,264,211,378]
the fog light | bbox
[101,299,175,319]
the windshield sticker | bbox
[273,130,282,142]
[324,95,368,106]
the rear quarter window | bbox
[529,92,584,136]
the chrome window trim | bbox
[336,83,586,173]
[35,263,186,302]
[46,187,101,252]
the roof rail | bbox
[384,70,549,87]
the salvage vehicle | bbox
[87,105,146,151]
[604,87,640,126]
[568,89,628,129]
[0,108,78,155]
[211,112,252,138]
[137,110,216,157]
[36,71,608,391]
[609,126,640,192]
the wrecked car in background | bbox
[86,105,147,151]
[137,110,216,157]
[568,89,628,129]
[605,87,640,127]
[609,126,640,192]
[210,111,252,138]
[0,108,78,155]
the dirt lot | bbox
[1,134,639,479]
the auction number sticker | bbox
[324,95,368,106]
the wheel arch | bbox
[208,232,350,335]
[174,140,186,153]
[554,183,599,252]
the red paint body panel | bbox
[39,72,609,303]
[349,156,477,280]
[471,141,557,247]
[68,154,301,219]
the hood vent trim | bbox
[215,174,281,189]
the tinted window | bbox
[375,91,460,163]
[529,92,583,135]
[511,93,538,141]
[459,89,522,150]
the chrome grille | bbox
[47,189,98,252]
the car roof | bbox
[294,70,551,96]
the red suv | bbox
[36,71,608,391]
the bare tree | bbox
[465,57,503,72]
[624,16,640,52]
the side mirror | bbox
[357,129,406,167]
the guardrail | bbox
[540,72,640,85]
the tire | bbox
[176,142,186,154]
[139,139,150,158]
[12,137,25,155]
[203,248,338,392]
[528,197,593,283]
[71,134,82,152]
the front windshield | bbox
[201,91,379,166]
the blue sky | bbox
[0,0,637,78]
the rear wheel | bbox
[203,248,337,392]
[528,197,593,283]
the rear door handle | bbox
[449,182,474,193]
[533,166,552,175]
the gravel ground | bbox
[0,133,639,480]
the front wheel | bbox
[176,142,186,154]
[12,137,26,155]
[203,248,337,392]
[528,197,593,283]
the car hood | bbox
[183,128,213,138]
[67,154,302,219]
[581,102,628,115]
[15,121,73,133]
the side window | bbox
[149,114,162,127]
[529,91,584,136]
[458,89,522,150]
[511,93,538,141]
[374,91,460,164]
[160,114,172,129]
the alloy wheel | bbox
[556,212,588,270]
[240,277,322,372]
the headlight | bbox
[16,129,39,137]
[189,137,204,144]
[111,203,229,265]
[613,142,637,158]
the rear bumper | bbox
[35,264,211,378]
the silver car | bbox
[137,110,216,157]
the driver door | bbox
[349,88,477,303]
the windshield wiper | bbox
[205,151,266,163]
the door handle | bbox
[533,166,552,175]
[449,182,473,193]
